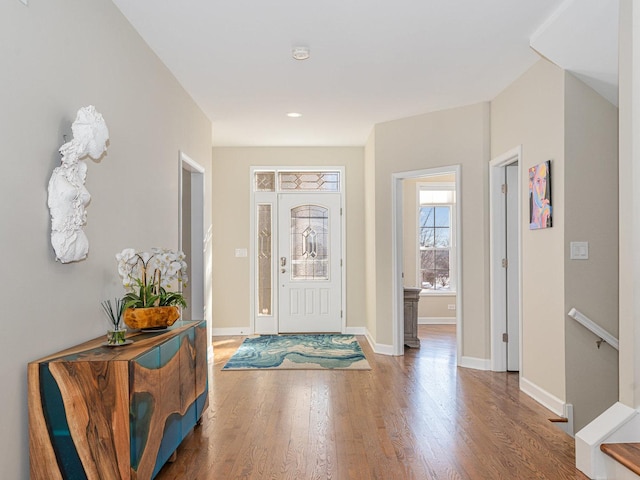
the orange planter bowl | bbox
[123,306,180,330]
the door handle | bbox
[280,257,287,267]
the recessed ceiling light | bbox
[292,46,310,61]
[287,112,302,118]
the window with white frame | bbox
[418,183,456,293]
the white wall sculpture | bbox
[47,105,109,263]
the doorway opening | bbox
[179,151,205,322]
[391,165,462,359]
[489,146,522,372]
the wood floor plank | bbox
[157,325,588,480]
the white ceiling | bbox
[531,0,619,107]
[110,0,618,147]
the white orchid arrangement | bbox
[116,248,188,309]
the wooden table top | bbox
[29,320,205,364]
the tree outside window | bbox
[419,205,451,291]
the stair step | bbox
[549,417,569,423]
[601,443,640,476]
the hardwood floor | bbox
[157,325,588,479]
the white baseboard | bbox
[519,376,565,416]
[459,356,491,370]
[212,327,252,336]
[364,329,395,355]
[212,326,393,355]
[418,317,456,325]
[344,326,367,335]
[213,326,368,336]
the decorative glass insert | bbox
[290,205,329,280]
[419,206,451,291]
[257,204,272,315]
[255,172,275,192]
[279,172,340,191]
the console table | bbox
[404,287,422,348]
[28,320,208,480]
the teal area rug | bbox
[222,334,371,370]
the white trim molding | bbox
[365,329,395,355]
[459,356,491,370]
[179,151,206,323]
[576,402,639,479]
[391,165,462,360]
[418,317,456,325]
[344,326,367,336]
[212,327,252,336]
[520,376,565,417]
[489,146,523,372]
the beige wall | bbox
[564,72,619,431]
[418,296,456,320]
[492,58,620,429]
[210,147,365,332]
[0,1,212,478]
[403,177,420,288]
[492,59,567,402]
[371,103,490,356]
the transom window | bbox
[418,184,456,293]
[254,170,340,192]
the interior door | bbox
[278,193,342,333]
[506,164,520,371]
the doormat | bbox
[222,334,371,370]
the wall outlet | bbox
[448,304,456,310]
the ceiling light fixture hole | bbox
[292,46,310,61]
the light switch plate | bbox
[570,241,589,260]
[235,248,248,258]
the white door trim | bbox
[489,146,523,372]
[249,166,346,335]
[391,165,462,358]
[178,151,205,320]
[178,151,209,353]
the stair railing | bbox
[568,307,619,351]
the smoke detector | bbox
[292,46,310,60]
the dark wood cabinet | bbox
[28,320,208,479]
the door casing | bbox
[489,146,523,372]
[391,165,462,358]
[505,163,520,371]
[178,151,211,358]
[249,166,346,335]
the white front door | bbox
[277,193,342,333]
